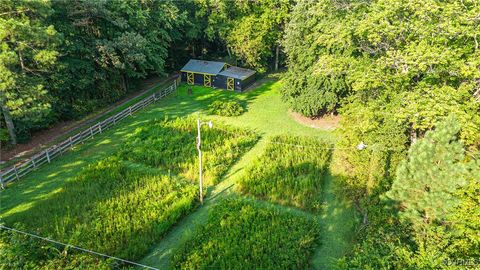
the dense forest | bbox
[1,0,289,143]
[1,0,479,268]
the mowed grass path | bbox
[0,77,356,269]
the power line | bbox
[0,225,159,270]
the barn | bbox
[180,59,255,92]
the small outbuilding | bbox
[215,66,256,92]
[180,59,255,92]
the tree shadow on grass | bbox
[149,80,277,118]
[2,160,197,265]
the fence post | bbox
[129,106,133,115]
[14,165,19,181]
[0,174,4,189]
[69,137,73,149]
[46,149,51,163]
[113,116,116,125]
[32,158,36,169]
[99,123,102,133]
[90,126,94,138]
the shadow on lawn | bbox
[150,81,276,118]
[0,121,142,216]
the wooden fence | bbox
[0,82,177,188]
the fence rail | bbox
[0,82,177,188]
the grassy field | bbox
[172,197,320,270]
[0,77,356,269]
[237,135,332,212]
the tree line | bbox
[1,0,290,144]
[282,0,479,267]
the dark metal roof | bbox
[218,66,256,80]
[180,59,226,75]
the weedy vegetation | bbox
[237,136,332,212]
[1,117,259,269]
[1,157,198,267]
[172,197,320,270]
[119,117,258,185]
[208,100,245,117]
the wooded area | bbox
[1,0,479,269]
[1,0,289,144]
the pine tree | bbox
[387,115,469,226]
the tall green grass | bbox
[172,197,320,270]
[119,117,259,185]
[208,100,244,116]
[1,117,259,269]
[237,135,332,212]
[1,157,198,268]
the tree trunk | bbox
[121,73,128,93]
[410,126,418,144]
[0,98,17,145]
[226,46,232,58]
[274,45,280,71]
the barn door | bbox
[187,72,194,85]
[227,77,234,90]
[204,74,211,87]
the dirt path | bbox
[1,76,175,164]
[289,111,340,130]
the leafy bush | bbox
[2,157,198,267]
[172,198,320,269]
[119,117,258,185]
[237,136,332,212]
[208,100,244,116]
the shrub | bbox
[119,117,258,185]
[237,135,332,212]
[208,100,244,116]
[172,197,320,269]
[2,157,198,267]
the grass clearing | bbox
[237,135,332,212]
[171,197,320,270]
[1,77,355,269]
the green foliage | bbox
[0,0,60,141]
[194,0,292,71]
[119,117,258,186]
[282,0,480,148]
[338,117,480,269]
[0,227,112,270]
[281,0,354,116]
[208,100,244,116]
[0,127,9,143]
[1,0,191,142]
[237,135,331,212]
[172,197,320,270]
[331,98,408,218]
[1,157,198,268]
[387,116,470,226]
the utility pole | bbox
[196,118,213,204]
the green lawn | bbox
[0,77,356,269]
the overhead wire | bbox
[0,225,159,270]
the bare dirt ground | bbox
[289,111,341,130]
[1,76,174,164]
